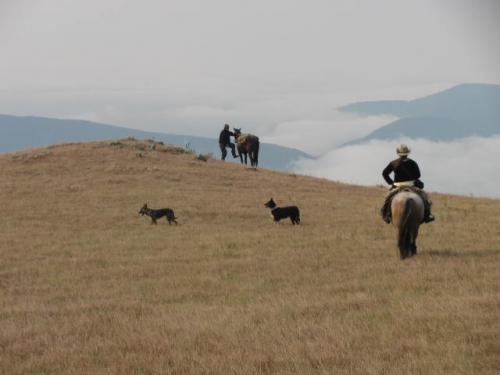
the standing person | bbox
[380,144,435,224]
[219,124,238,160]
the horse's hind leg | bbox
[398,244,407,259]
[398,229,410,259]
[411,227,419,255]
[411,236,417,255]
[250,152,256,167]
[398,229,405,259]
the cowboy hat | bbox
[397,144,411,156]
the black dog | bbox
[139,203,178,225]
[264,198,300,225]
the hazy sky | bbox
[1,0,500,196]
[1,0,499,137]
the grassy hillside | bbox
[1,139,499,374]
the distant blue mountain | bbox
[340,83,500,144]
[0,114,312,170]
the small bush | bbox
[196,153,211,162]
[185,143,196,154]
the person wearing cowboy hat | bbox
[380,144,435,223]
[218,124,238,160]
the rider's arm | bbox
[413,161,421,180]
[382,162,394,185]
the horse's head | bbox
[233,128,242,139]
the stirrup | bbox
[424,214,435,223]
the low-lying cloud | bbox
[0,89,396,155]
[260,112,395,156]
[293,137,500,198]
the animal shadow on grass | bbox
[426,249,500,258]
[139,203,178,225]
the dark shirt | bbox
[382,157,421,185]
[219,129,234,145]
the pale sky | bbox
[1,0,499,139]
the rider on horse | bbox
[381,144,435,224]
[219,124,239,160]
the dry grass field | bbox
[0,139,499,374]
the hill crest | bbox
[0,113,313,170]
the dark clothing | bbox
[382,157,421,185]
[380,157,434,224]
[219,129,235,145]
[219,142,237,160]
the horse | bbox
[233,128,260,168]
[391,189,425,259]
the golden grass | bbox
[0,139,499,374]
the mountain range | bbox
[0,114,312,170]
[2,83,498,167]
[340,83,500,145]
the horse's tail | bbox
[254,140,260,167]
[398,198,415,258]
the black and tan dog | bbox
[139,203,178,225]
[264,198,300,225]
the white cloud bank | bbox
[260,111,396,156]
[293,137,500,198]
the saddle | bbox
[237,134,259,145]
[385,186,425,208]
[392,186,420,194]
[381,185,431,224]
